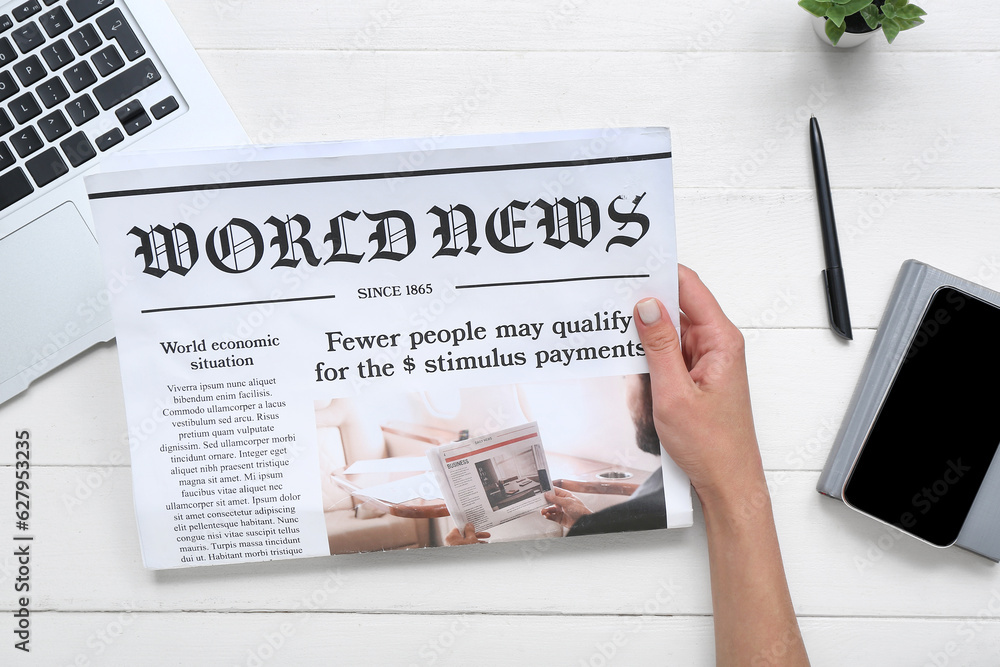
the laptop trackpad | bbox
[0,202,112,389]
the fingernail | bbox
[637,298,661,325]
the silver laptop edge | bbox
[0,0,248,404]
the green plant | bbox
[799,0,926,45]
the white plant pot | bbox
[812,15,881,48]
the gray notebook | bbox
[818,259,1000,562]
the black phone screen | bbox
[843,286,1000,547]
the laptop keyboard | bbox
[0,0,183,213]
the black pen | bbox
[809,116,852,340]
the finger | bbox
[677,265,730,329]
[634,297,696,394]
[476,532,491,539]
[463,522,476,538]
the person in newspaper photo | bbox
[538,373,666,536]
[447,266,811,667]
[444,374,665,543]
[444,373,667,542]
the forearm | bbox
[701,476,809,667]
[633,273,810,663]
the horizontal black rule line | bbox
[456,274,651,290]
[141,293,336,314]
[88,151,672,199]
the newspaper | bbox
[85,127,692,569]
[428,422,552,533]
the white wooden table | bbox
[4,1,1000,664]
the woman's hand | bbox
[634,264,765,511]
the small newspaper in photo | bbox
[428,422,551,534]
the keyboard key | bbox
[121,109,148,135]
[0,142,14,170]
[0,168,34,212]
[41,38,74,70]
[43,0,60,6]
[150,95,178,120]
[1,15,13,33]
[60,130,96,167]
[93,58,158,109]
[0,109,13,134]
[94,126,121,151]
[39,6,71,37]
[116,101,149,135]
[97,8,143,61]
[114,98,141,120]
[64,61,97,92]
[69,24,101,55]
[38,108,70,140]
[0,71,18,103]
[91,44,122,76]
[68,0,114,22]
[12,2,41,23]
[13,54,44,85]
[36,76,69,107]
[11,21,43,53]
[25,146,68,186]
[0,36,16,64]
[8,91,41,122]
[65,93,97,125]
[10,125,43,157]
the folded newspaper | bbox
[85,127,693,569]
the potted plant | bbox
[799,0,926,47]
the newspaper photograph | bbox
[84,127,693,568]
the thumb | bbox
[634,298,694,394]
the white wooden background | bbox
[4,0,1000,664]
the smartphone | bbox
[843,286,1000,547]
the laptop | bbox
[0,0,248,404]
